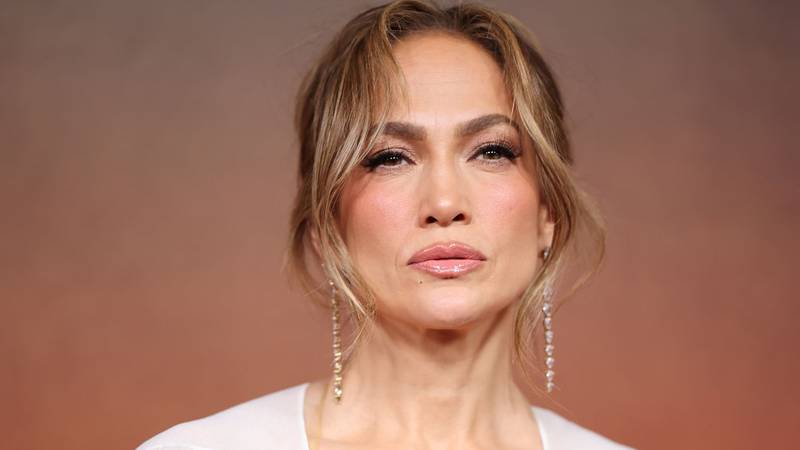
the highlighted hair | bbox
[284,0,605,395]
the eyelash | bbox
[361,141,520,171]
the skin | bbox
[305,32,555,450]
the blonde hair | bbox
[285,0,606,393]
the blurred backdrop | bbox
[1,1,798,449]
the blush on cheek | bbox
[472,179,541,307]
[343,182,415,271]
[479,177,539,227]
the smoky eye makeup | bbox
[359,135,523,172]
[360,148,414,171]
[469,139,522,163]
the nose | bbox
[418,161,471,227]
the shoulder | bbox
[136,383,309,450]
[532,406,637,450]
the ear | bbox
[537,203,555,251]
[309,224,323,262]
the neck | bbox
[314,304,538,449]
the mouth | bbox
[407,242,487,279]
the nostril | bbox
[424,212,466,225]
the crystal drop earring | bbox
[542,246,556,393]
[329,278,344,403]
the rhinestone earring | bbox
[542,247,556,393]
[329,278,344,403]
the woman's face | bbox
[337,33,554,330]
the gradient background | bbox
[2,1,798,449]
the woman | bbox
[138,1,635,449]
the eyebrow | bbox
[375,113,519,141]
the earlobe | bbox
[309,225,323,261]
[538,204,555,249]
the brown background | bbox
[1,1,798,449]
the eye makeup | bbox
[468,139,521,163]
[360,135,522,172]
[361,148,414,171]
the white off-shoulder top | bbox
[137,382,635,450]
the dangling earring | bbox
[329,278,344,403]
[542,247,556,393]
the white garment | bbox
[137,382,635,450]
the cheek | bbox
[477,176,541,279]
[341,181,414,272]
[480,177,539,233]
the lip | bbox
[407,242,487,278]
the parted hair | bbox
[284,0,606,393]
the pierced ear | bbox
[538,204,555,250]
[309,225,323,262]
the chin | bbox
[409,288,501,331]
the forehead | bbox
[388,32,513,125]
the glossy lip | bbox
[407,242,487,279]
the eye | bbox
[361,149,413,171]
[472,142,520,162]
